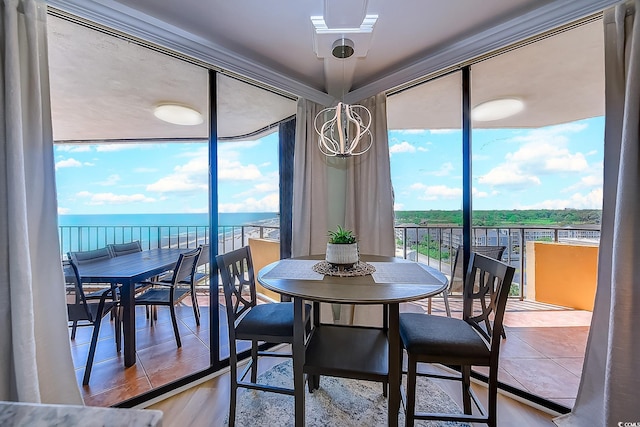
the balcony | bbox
[63,223,595,409]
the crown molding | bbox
[46,0,335,106]
[345,0,622,103]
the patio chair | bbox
[216,246,311,427]
[134,247,201,347]
[108,240,142,256]
[155,243,209,326]
[399,252,515,427]
[66,257,121,385]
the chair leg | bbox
[442,291,452,317]
[250,340,258,383]
[71,321,78,340]
[191,291,200,326]
[488,362,499,427]
[382,380,387,397]
[405,355,417,427]
[169,304,181,348]
[83,318,102,385]
[461,365,472,414]
[115,306,122,353]
[229,349,238,427]
[427,297,432,314]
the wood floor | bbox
[148,345,560,426]
[70,293,590,420]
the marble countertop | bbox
[0,401,162,426]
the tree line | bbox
[395,209,602,227]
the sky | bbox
[54,116,604,215]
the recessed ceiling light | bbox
[153,104,203,126]
[472,98,524,122]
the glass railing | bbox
[59,223,600,298]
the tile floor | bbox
[70,294,590,408]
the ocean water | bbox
[58,212,279,227]
[57,212,279,255]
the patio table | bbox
[74,248,188,367]
[257,254,448,427]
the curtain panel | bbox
[291,98,330,257]
[344,93,395,257]
[555,1,640,424]
[0,0,82,404]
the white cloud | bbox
[389,141,416,154]
[76,191,156,205]
[96,144,147,152]
[417,147,429,152]
[430,129,459,134]
[58,207,71,214]
[99,174,121,186]
[219,193,279,212]
[55,158,83,170]
[394,202,405,211]
[521,189,603,209]
[219,158,262,181]
[507,142,588,174]
[410,183,462,200]
[426,162,454,177]
[146,155,208,193]
[394,129,427,135]
[472,188,489,198]
[478,163,541,189]
[56,145,91,153]
[562,173,603,192]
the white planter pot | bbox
[326,243,359,266]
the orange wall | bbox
[526,241,598,311]
[248,238,281,301]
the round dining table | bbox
[257,254,448,427]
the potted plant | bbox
[326,225,359,267]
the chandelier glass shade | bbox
[314,102,373,157]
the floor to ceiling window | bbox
[49,11,296,406]
[387,17,604,410]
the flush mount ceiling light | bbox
[472,98,524,122]
[153,104,203,126]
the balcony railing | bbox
[58,223,599,299]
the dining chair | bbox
[155,243,208,325]
[448,245,508,339]
[399,252,515,427]
[134,247,201,347]
[216,246,311,427]
[68,247,117,335]
[108,240,143,257]
[66,258,121,385]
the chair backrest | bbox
[66,259,99,322]
[449,245,506,294]
[68,247,113,265]
[168,247,201,286]
[462,253,515,353]
[196,243,210,268]
[215,246,257,327]
[108,241,142,257]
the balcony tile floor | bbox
[71,295,590,409]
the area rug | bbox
[225,360,470,426]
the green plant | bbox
[328,225,357,244]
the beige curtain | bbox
[292,98,329,257]
[0,0,82,404]
[554,1,640,425]
[344,93,395,257]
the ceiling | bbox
[45,0,621,141]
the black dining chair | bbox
[66,257,121,385]
[216,246,311,427]
[399,252,515,427]
[134,247,201,347]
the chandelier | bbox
[314,102,373,157]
